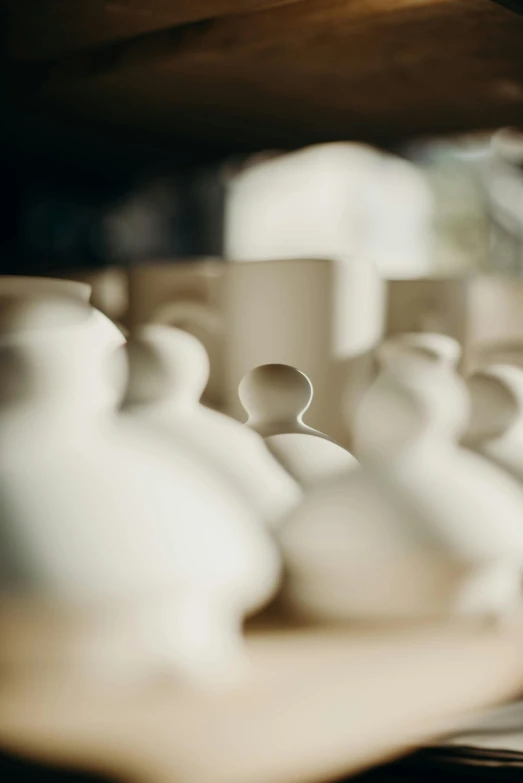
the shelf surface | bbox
[4,0,523,155]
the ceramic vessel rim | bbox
[0,297,95,342]
[225,257,334,268]
[0,276,91,302]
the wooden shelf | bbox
[4,0,523,155]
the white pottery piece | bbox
[278,355,523,623]
[377,332,462,369]
[224,257,385,446]
[0,275,91,300]
[127,259,225,407]
[239,363,357,490]
[0,296,280,686]
[56,267,130,335]
[0,274,125,348]
[0,275,127,398]
[465,363,523,483]
[150,257,384,445]
[122,325,302,527]
[386,276,523,374]
[224,142,433,279]
[351,332,463,456]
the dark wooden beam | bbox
[4,0,303,62]
[4,0,523,152]
[491,0,523,14]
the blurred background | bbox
[2,0,523,281]
[1,130,522,279]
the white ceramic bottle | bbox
[0,273,126,355]
[351,332,462,455]
[0,295,280,686]
[122,325,302,527]
[278,355,523,623]
[377,332,462,369]
[239,363,358,489]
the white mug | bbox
[386,276,523,374]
